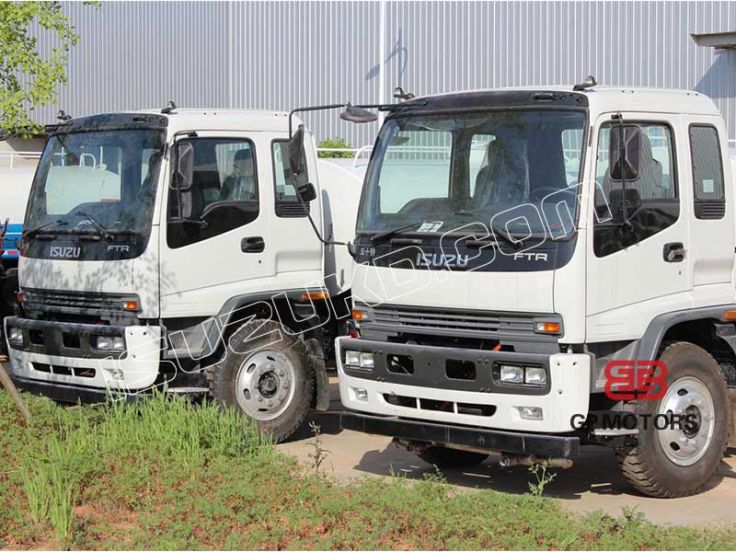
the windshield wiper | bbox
[74,211,114,240]
[369,222,424,244]
[23,220,68,239]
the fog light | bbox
[7,326,23,346]
[354,387,368,401]
[524,367,547,386]
[360,352,374,369]
[345,350,361,366]
[94,335,125,352]
[500,365,524,383]
[518,406,543,420]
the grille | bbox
[23,288,128,313]
[366,304,543,340]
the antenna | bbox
[161,100,177,114]
[573,75,598,92]
[393,86,415,101]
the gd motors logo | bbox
[570,360,697,432]
[604,360,667,401]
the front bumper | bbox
[336,337,590,434]
[4,316,162,394]
[341,412,580,457]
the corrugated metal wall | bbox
[32,1,736,146]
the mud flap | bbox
[305,337,330,411]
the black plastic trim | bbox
[340,412,580,457]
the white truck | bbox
[334,84,736,497]
[4,105,370,441]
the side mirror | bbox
[297,182,317,203]
[174,142,194,191]
[609,124,641,181]
[339,104,378,124]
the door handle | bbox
[663,242,685,263]
[241,236,265,253]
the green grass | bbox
[1,390,735,550]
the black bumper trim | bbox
[340,412,579,457]
[11,376,139,405]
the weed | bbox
[306,421,331,475]
[527,460,557,497]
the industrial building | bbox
[2,0,736,154]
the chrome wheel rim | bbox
[657,376,715,466]
[235,350,296,421]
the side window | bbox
[272,140,308,217]
[594,122,679,257]
[167,138,259,249]
[689,125,725,219]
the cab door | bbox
[586,113,692,342]
[680,116,735,307]
[159,132,275,318]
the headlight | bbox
[499,365,524,384]
[345,350,374,370]
[359,352,374,369]
[94,335,125,352]
[7,326,23,346]
[498,364,547,386]
[345,350,361,366]
[524,367,547,386]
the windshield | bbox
[25,129,165,235]
[358,110,586,238]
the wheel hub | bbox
[235,350,296,421]
[656,376,715,466]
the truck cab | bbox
[5,108,362,441]
[338,86,736,497]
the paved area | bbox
[279,379,736,527]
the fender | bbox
[633,305,736,361]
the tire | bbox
[416,446,488,469]
[208,319,314,443]
[617,341,729,498]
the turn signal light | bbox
[16,291,26,304]
[301,290,329,301]
[123,299,140,312]
[534,321,561,334]
[351,309,366,321]
[724,310,736,321]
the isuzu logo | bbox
[49,246,81,259]
[416,252,470,268]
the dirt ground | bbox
[279,379,736,527]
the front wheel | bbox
[208,319,314,443]
[617,341,729,497]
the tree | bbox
[317,137,354,159]
[0,2,87,137]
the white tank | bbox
[0,166,36,223]
[316,159,364,295]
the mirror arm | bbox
[288,104,350,139]
[288,102,386,138]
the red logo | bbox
[604,360,668,401]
